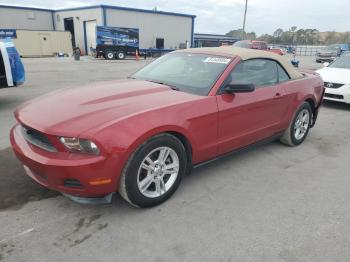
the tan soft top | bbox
[176,46,303,79]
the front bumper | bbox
[10,124,123,198]
[323,85,350,104]
[316,56,336,62]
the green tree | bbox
[273,28,283,39]
[250,26,349,45]
[290,26,297,32]
[226,29,256,40]
[226,29,244,38]
[258,34,274,43]
[324,31,337,45]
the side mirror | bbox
[224,83,255,93]
[323,62,330,67]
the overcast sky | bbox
[1,0,350,35]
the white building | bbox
[0,4,195,56]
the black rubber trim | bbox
[310,88,325,128]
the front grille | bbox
[324,93,344,100]
[21,126,57,152]
[324,82,344,89]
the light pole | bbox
[242,0,248,39]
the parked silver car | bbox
[316,45,341,63]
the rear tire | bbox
[119,134,187,208]
[280,102,312,146]
[116,51,126,60]
[105,50,115,60]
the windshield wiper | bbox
[167,85,180,91]
[147,80,180,91]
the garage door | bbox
[85,20,97,55]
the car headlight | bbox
[59,137,100,155]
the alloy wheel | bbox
[294,109,310,140]
[137,147,179,198]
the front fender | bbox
[126,124,196,158]
[87,96,218,167]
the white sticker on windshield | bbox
[204,57,231,64]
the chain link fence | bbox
[270,44,326,56]
[294,45,326,56]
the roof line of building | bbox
[58,5,196,18]
[195,33,232,37]
[0,4,196,18]
[0,4,52,12]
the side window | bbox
[276,63,290,82]
[229,59,278,87]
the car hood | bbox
[15,79,201,136]
[316,67,350,84]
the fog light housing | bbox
[59,137,100,155]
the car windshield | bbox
[132,53,231,96]
[329,57,350,69]
[233,41,252,48]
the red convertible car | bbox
[10,47,324,207]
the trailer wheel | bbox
[116,51,126,60]
[105,50,115,60]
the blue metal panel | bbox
[0,29,17,39]
[96,26,139,48]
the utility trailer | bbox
[95,26,139,60]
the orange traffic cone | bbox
[135,50,140,61]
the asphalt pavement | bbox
[1,55,350,262]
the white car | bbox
[316,56,350,104]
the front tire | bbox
[280,102,312,146]
[105,50,115,60]
[119,134,187,207]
